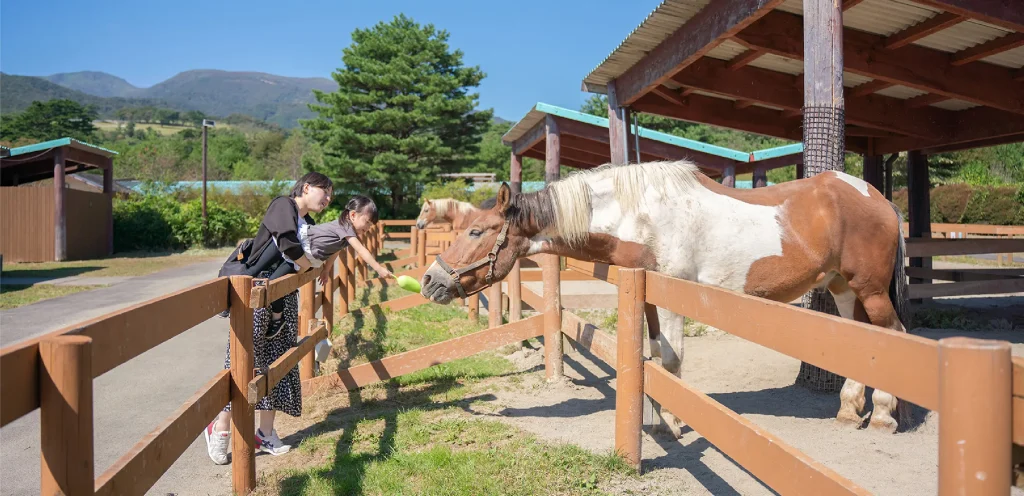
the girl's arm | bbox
[347,236,394,279]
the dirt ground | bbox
[464,315,1024,495]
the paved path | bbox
[1,275,134,286]
[1,260,240,495]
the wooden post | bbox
[40,335,93,496]
[908,150,932,291]
[543,113,563,380]
[752,166,768,188]
[324,259,335,329]
[510,152,523,197]
[54,148,67,261]
[359,233,369,282]
[863,154,884,192]
[103,158,114,256]
[488,282,502,328]
[937,337,1011,495]
[417,229,427,268]
[616,269,646,471]
[796,162,805,180]
[345,249,355,308]
[721,165,736,188]
[337,252,349,317]
[299,279,315,381]
[797,0,847,393]
[410,226,419,263]
[509,261,522,322]
[607,82,632,166]
[467,293,479,322]
[228,276,256,494]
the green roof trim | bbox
[750,143,802,162]
[503,102,802,164]
[7,138,118,158]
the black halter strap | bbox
[434,220,511,300]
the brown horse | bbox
[415,198,490,230]
[420,160,911,435]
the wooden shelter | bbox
[0,138,118,262]
[501,102,803,191]
[579,0,1023,294]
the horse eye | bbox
[469,229,482,237]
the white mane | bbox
[547,160,702,246]
[426,198,477,218]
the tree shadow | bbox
[1,266,104,281]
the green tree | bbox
[303,14,492,213]
[0,99,98,142]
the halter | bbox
[433,220,511,300]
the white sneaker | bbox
[204,422,230,465]
[255,428,291,456]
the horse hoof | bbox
[868,416,898,434]
[834,410,865,428]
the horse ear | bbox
[496,182,512,212]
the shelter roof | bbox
[581,0,1024,155]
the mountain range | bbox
[2,70,338,128]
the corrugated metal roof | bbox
[930,99,980,111]
[875,85,928,99]
[582,0,1022,98]
[5,138,118,158]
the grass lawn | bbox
[0,284,97,310]
[257,286,634,495]
[1,247,232,280]
[93,120,231,135]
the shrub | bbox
[892,184,1023,225]
[170,200,257,248]
[113,194,181,251]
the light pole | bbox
[201,119,216,234]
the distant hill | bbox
[0,73,170,116]
[27,69,338,128]
[43,71,142,98]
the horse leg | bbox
[828,279,868,428]
[650,308,685,438]
[858,292,908,433]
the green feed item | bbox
[397,274,421,293]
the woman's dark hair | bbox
[339,195,379,227]
[289,172,333,198]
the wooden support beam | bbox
[53,148,66,262]
[632,93,805,144]
[848,79,894,98]
[734,99,757,109]
[907,150,932,291]
[611,0,784,105]
[951,33,1024,66]
[873,108,1024,153]
[669,57,950,138]
[510,121,546,156]
[885,13,966,50]
[727,48,767,70]
[522,148,599,170]
[735,10,1024,115]
[650,85,688,106]
[841,0,866,10]
[910,0,1024,33]
[607,82,632,165]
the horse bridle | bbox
[433,220,511,299]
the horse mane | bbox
[427,198,478,218]
[541,160,702,246]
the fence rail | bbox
[3,219,1019,495]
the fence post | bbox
[543,253,563,381]
[228,276,256,494]
[468,293,480,322]
[411,226,420,263]
[40,335,93,496]
[417,229,427,268]
[488,282,502,328]
[938,336,1011,495]
[358,233,369,282]
[616,268,646,471]
[299,277,315,382]
[323,259,335,332]
[346,248,356,306]
[337,252,349,317]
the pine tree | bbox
[303,14,492,215]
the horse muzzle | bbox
[420,263,458,304]
[415,220,427,230]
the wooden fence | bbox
[901,222,1024,299]
[3,219,1020,495]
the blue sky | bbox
[1,0,659,121]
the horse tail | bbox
[888,202,911,330]
[888,201,913,427]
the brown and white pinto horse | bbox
[415,198,494,230]
[420,160,911,435]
